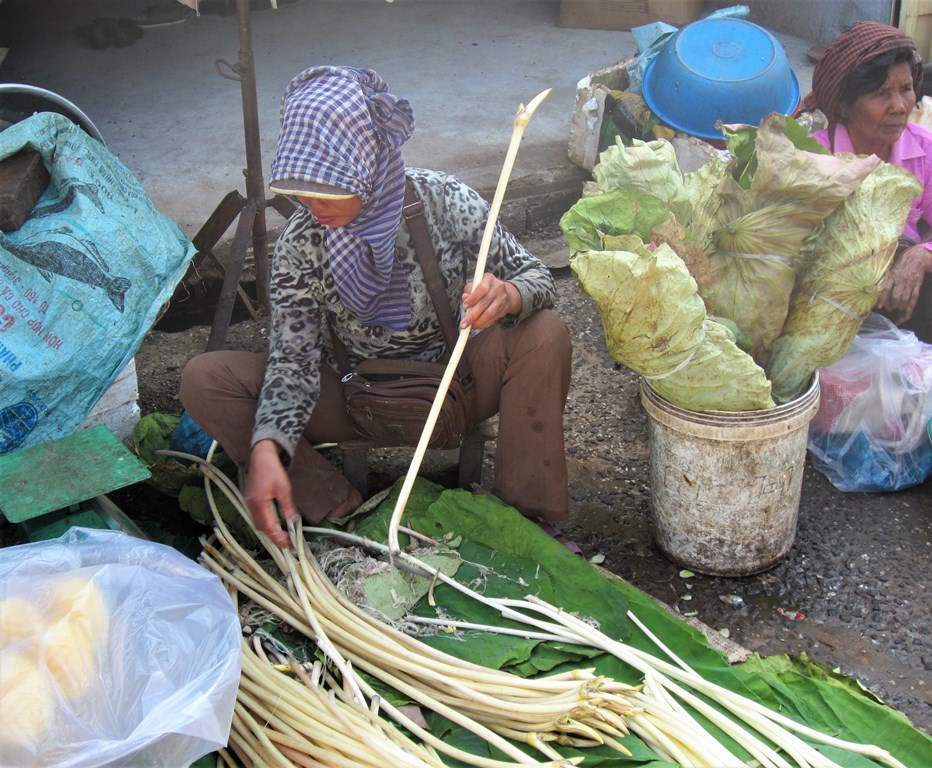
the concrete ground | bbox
[0,0,815,240]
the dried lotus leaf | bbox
[570,243,707,377]
[766,162,921,402]
[713,202,812,257]
[651,217,714,295]
[649,319,774,411]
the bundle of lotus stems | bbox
[173,446,905,768]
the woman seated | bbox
[805,21,932,342]
[179,66,572,548]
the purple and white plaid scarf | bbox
[272,66,415,330]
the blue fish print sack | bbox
[0,113,195,453]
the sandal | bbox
[535,521,584,556]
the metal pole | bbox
[235,0,270,311]
[207,202,257,351]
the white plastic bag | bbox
[808,313,932,492]
[0,528,240,767]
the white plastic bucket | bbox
[639,376,820,576]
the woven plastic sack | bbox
[808,313,932,492]
[0,528,240,767]
[0,113,195,455]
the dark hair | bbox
[924,64,932,97]
[839,46,918,111]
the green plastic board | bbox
[21,508,112,542]
[0,425,150,523]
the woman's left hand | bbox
[876,245,932,322]
[461,272,522,330]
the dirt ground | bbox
[0,237,910,739]
[1,0,926,748]
[111,260,932,739]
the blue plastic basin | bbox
[642,18,800,142]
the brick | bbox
[0,149,50,232]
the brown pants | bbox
[179,309,572,523]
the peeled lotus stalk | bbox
[766,163,922,402]
[388,88,550,558]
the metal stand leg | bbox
[207,202,257,350]
[192,0,299,351]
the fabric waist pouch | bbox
[342,359,475,450]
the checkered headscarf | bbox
[804,21,923,125]
[272,66,415,330]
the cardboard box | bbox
[567,60,631,171]
[558,0,705,31]
[567,58,725,173]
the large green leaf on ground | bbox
[354,478,930,767]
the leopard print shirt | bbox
[253,167,557,458]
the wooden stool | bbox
[339,419,497,498]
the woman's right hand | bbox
[244,439,299,548]
[877,244,932,322]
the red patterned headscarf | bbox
[804,21,923,124]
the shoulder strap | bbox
[402,179,472,383]
[402,179,460,353]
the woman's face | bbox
[298,195,363,228]
[844,61,917,156]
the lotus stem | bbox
[386,89,552,558]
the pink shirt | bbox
[812,122,932,255]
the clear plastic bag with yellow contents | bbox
[0,527,240,767]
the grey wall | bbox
[702,1,895,46]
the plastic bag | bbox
[0,528,240,767]
[808,313,932,492]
